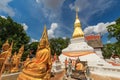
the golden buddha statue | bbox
[11,52,19,73]
[0,40,13,75]
[17,26,52,80]
[72,7,84,38]
[0,40,10,69]
[75,58,84,71]
[11,45,24,73]
[0,40,13,64]
[0,40,10,58]
[17,45,24,60]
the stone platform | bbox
[1,72,20,80]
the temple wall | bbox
[89,65,120,78]
[94,48,103,58]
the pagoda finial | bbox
[76,7,79,19]
[72,7,84,38]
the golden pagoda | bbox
[72,8,84,38]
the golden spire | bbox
[72,7,84,38]
[37,25,50,50]
[76,7,79,19]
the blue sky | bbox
[0,0,120,44]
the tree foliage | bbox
[0,16,30,53]
[103,18,120,58]
[102,42,120,59]
[49,37,70,55]
[102,44,114,59]
[107,18,120,42]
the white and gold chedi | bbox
[62,8,94,56]
[59,8,120,78]
[59,8,110,66]
[17,26,52,80]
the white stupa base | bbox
[59,53,110,67]
[59,53,120,78]
[62,37,94,53]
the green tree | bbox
[0,16,30,53]
[28,42,39,55]
[49,37,70,55]
[106,18,120,58]
[107,18,120,42]
[102,44,113,59]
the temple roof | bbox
[85,34,103,48]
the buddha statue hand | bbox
[24,61,32,68]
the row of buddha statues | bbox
[17,26,52,80]
[0,40,24,75]
[0,26,53,80]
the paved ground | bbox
[91,73,120,80]
[50,71,64,80]
[1,72,120,80]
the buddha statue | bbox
[17,26,52,80]
[17,45,24,60]
[75,58,84,71]
[0,40,10,58]
[0,40,13,75]
[11,52,19,73]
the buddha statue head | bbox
[2,40,10,51]
[39,39,46,49]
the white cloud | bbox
[107,40,111,43]
[62,37,66,39]
[69,0,114,25]
[0,0,15,16]
[0,15,7,19]
[21,23,28,31]
[36,0,40,3]
[31,38,38,42]
[48,23,58,38]
[35,0,65,20]
[84,21,116,35]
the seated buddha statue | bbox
[75,58,84,71]
[0,40,10,59]
[0,40,13,74]
[0,40,10,71]
[11,52,20,73]
[17,26,52,80]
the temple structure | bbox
[59,8,108,66]
[59,8,120,78]
[85,34,103,58]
